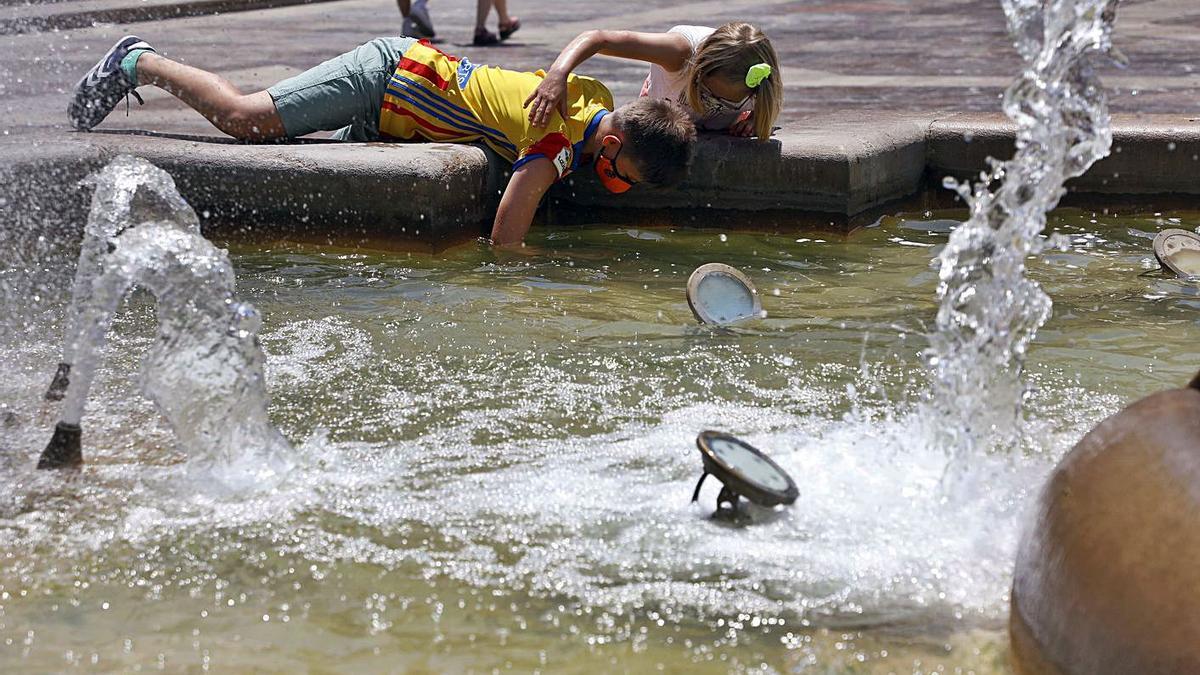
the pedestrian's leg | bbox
[495,0,519,40]
[474,0,491,31]
[473,0,500,44]
[136,53,285,140]
[401,0,434,38]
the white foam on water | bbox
[0,358,1115,638]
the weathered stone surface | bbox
[552,113,929,217]
[0,132,501,245]
[6,112,1200,245]
[929,113,1200,196]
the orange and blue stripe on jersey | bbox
[381,48,516,156]
[384,74,517,156]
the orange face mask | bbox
[594,135,636,194]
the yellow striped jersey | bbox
[378,40,614,180]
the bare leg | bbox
[493,0,511,25]
[136,53,286,141]
[474,0,491,30]
[396,0,410,15]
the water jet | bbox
[36,155,290,484]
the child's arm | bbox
[524,30,692,127]
[489,158,560,246]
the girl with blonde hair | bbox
[525,22,781,140]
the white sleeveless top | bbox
[639,25,754,131]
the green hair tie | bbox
[745,63,771,89]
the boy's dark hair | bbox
[611,98,696,187]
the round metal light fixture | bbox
[1153,229,1200,278]
[686,263,761,325]
[691,430,798,519]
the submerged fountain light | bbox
[686,263,761,325]
[691,430,798,520]
[1152,229,1200,278]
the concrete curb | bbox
[551,113,930,216]
[552,112,1200,227]
[929,112,1200,196]
[2,112,1199,246]
[0,132,504,246]
[1,0,341,36]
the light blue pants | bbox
[266,37,417,141]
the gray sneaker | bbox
[408,0,435,38]
[67,35,155,131]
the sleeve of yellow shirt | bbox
[513,112,574,179]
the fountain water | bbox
[0,1,1177,668]
[44,153,203,402]
[38,156,291,488]
[927,0,1123,455]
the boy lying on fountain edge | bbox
[67,36,697,245]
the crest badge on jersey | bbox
[457,58,478,89]
[552,145,573,177]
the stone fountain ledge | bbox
[1,111,1198,246]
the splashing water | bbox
[3,202,1188,669]
[928,0,1123,455]
[44,155,290,488]
[55,152,202,375]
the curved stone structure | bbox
[5,114,1200,248]
[1011,371,1200,675]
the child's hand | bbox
[524,73,570,128]
[729,111,755,137]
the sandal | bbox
[498,17,520,40]
[472,27,499,46]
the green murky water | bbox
[1,208,1197,673]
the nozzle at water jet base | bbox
[37,422,82,470]
[44,362,71,401]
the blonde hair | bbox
[684,22,782,142]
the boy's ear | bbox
[601,133,624,150]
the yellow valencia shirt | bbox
[378,41,614,179]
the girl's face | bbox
[698,74,753,114]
